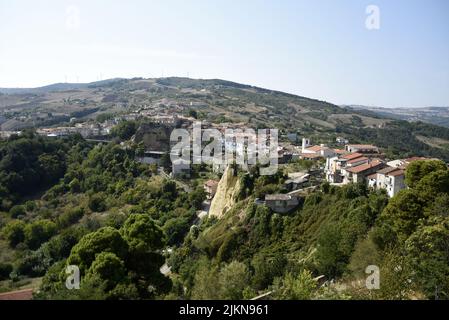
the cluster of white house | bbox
[173,136,438,200]
[325,152,434,198]
[296,138,437,198]
[36,120,117,138]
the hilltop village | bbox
[2,81,449,301]
[2,105,441,219]
[1,87,449,301]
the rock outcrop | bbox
[209,166,241,219]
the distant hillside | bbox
[0,78,125,94]
[344,105,449,128]
[1,77,449,160]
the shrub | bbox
[0,263,13,280]
[57,207,84,229]
[24,220,57,249]
[88,193,107,212]
[9,205,26,218]
[1,220,26,247]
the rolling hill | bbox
[1,77,449,160]
[344,105,449,128]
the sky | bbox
[0,0,448,108]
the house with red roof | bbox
[341,160,385,184]
[300,138,337,160]
[368,166,406,197]
[204,179,219,200]
[325,152,369,183]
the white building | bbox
[336,137,349,145]
[325,152,367,183]
[300,138,338,160]
[345,144,379,154]
[369,166,406,198]
[383,169,406,198]
[342,160,385,184]
[301,138,312,153]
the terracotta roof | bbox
[300,153,323,159]
[305,145,323,152]
[346,160,383,173]
[204,180,219,187]
[347,156,368,165]
[341,153,364,160]
[0,289,33,300]
[333,149,346,154]
[347,144,378,149]
[388,169,405,177]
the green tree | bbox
[218,261,250,300]
[111,121,138,140]
[190,258,220,299]
[88,193,107,212]
[405,216,449,299]
[57,207,85,229]
[251,253,286,291]
[0,262,13,280]
[9,205,26,218]
[1,220,26,247]
[67,227,128,273]
[380,189,424,241]
[38,153,65,184]
[120,214,164,253]
[373,251,415,300]
[24,220,57,249]
[85,252,126,291]
[415,170,449,201]
[189,186,206,210]
[315,223,349,278]
[405,159,447,188]
[163,217,190,246]
[272,270,317,300]
[68,178,81,193]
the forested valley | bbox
[1,132,448,300]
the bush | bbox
[1,220,26,247]
[24,220,57,249]
[0,263,13,280]
[57,207,84,228]
[88,193,107,212]
[110,121,138,140]
[163,217,190,246]
[9,205,26,218]
[218,261,250,299]
[272,270,317,300]
[17,251,49,277]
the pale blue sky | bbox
[0,0,448,107]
